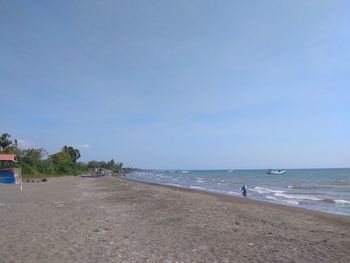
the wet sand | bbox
[0,176,349,262]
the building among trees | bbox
[0,154,21,184]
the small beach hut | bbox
[0,154,21,184]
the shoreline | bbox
[122,175,350,219]
[121,176,350,221]
[1,176,349,262]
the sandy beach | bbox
[0,176,349,263]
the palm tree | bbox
[0,133,13,150]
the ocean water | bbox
[126,169,350,216]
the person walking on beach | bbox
[240,184,247,197]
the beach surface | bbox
[0,176,349,263]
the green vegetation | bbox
[0,132,132,178]
[87,159,123,172]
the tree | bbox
[0,133,13,150]
[118,162,123,170]
[21,148,47,165]
[62,145,81,163]
[107,159,115,168]
[87,160,100,169]
[49,151,73,166]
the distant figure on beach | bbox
[240,184,247,197]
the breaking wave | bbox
[335,199,350,205]
[274,193,322,201]
[322,199,350,205]
[252,187,285,194]
[266,195,299,205]
[196,178,206,183]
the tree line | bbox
[0,132,131,177]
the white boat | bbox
[265,169,286,175]
[226,169,235,173]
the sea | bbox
[126,168,350,216]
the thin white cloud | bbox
[17,139,35,149]
[79,144,91,149]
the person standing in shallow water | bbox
[240,184,247,197]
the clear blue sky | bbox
[1,0,349,169]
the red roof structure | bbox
[0,154,18,162]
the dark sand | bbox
[0,176,349,262]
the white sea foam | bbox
[134,171,151,177]
[275,193,321,201]
[334,199,350,205]
[266,195,299,205]
[189,185,204,190]
[288,185,310,190]
[284,200,300,205]
[196,178,206,183]
[156,174,170,178]
[266,195,278,201]
[253,187,285,194]
[181,171,189,174]
[227,191,240,195]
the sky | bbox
[1,0,349,169]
